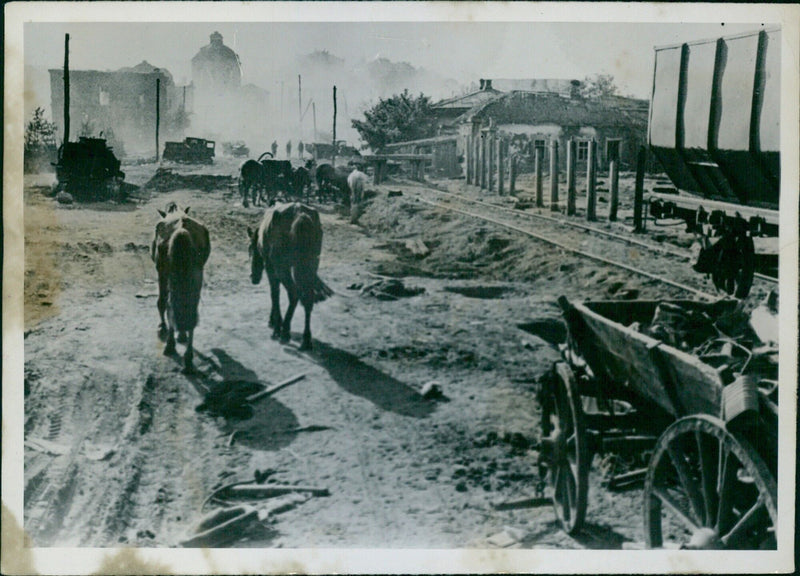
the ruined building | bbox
[49,61,181,157]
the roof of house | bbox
[432,87,503,110]
[461,91,649,128]
[490,78,580,96]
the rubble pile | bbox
[144,167,234,193]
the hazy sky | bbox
[25,21,767,99]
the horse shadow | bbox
[307,340,436,419]
[180,348,301,452]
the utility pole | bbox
[312,102,318,160]
[155,78,161,161]
[63,33,70,143]
[332,86,337,167]
[298,75,302,123]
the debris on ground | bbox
[404,238,430,258]
[144,167,234,193]
[486,526,527,548]
[196,374,307,419]
[56,191,74,204]
[360,278,425,300]
[420,381,444,400]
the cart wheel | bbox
[644,414,776,549]
[540,362,590,534]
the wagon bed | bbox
[536,296,778,549]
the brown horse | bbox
[151,204,211,372]
[247,202,332,350]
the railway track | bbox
[404,182,776,301]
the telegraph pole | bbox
[332,86,337,167]
[63,33,70,143]
[155,78,161,161]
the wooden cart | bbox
[537,297,778,549]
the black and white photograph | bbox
[3,2,798,574]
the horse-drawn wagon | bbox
[536,296,778,549]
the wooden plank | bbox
[571,301,724,417]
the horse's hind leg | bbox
[177,331,187,344]
[267,270,282,338]
[300,299,314,351]
[163,327,176,356]
[280,276,299,344]
[157,271,169,340]
[182,329,194,373]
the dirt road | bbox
[22,159,763,549]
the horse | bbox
[291,159,315,203]
[347,167,369,205]
[247,202,332,351]
[239,159,265,208]
[151,203,211,372]
[315,163,350,204]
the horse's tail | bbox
[290,211,332,303]
[312,275,334,303]
[168,228,202,332]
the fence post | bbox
[549,139,559,211]
[509,154,517,195]
[489,129,497,192]
[473,135,480,187]
[609,158,619,221]
[497,137,505,195]
[482,133,489,190]
[535,146,544,207]
[586,139,597,221]
[566,139,577,215]
[465,135,472,185]
[633,146,647,232]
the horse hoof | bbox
[163,344,176,356]
[300,341,312,352]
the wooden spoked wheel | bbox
[644,415,777,549]
[540,362,590,534]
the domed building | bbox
[187,31,268,153]
[191,32,242,93]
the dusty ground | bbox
[21,158,766,550]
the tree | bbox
[580,74,618,99]
[352,90,438,150]
[24,107,57,173]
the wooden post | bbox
[312,102,317,152]
[155,78,161,161]
[609,158,619,221]
[480,133,487,190]
[63,33,70,143]
[465,135,472,185]
[488,130,496,192]
[586,139,597,221]
[473,134,480,187]
[549,139,559,211]
[509,154,517,195]
[535,146,543,207]
[566,139,577,215]
[497,137,505,195]
[633,146,647,232]
[332,86,337,167]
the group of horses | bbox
[239,155,368,209]
[151,200,331,372]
